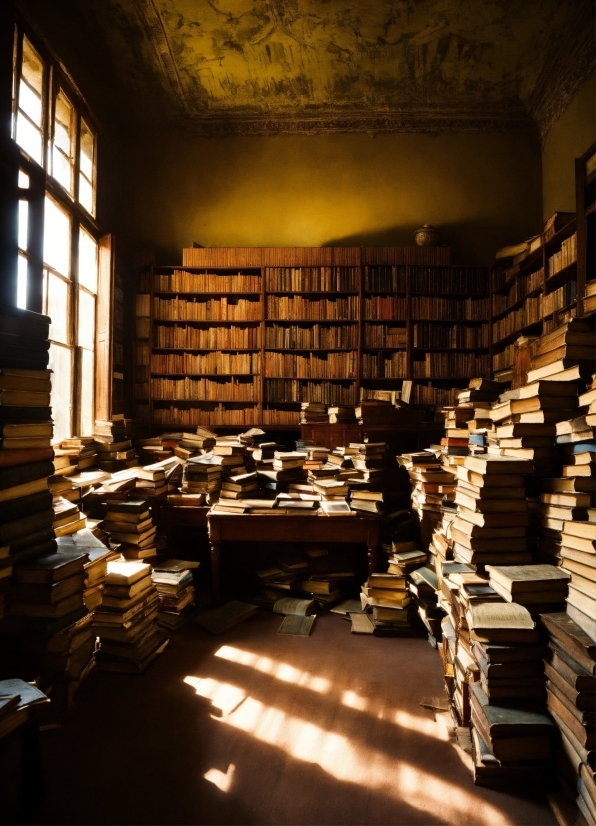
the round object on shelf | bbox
[414,225,441,247]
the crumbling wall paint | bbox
[541,74,596,220]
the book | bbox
[277,615,316,636]
[194,601,259,634]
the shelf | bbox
[363,290,406,296]
[152,348,260,352]
[155,266,262,274]
[412,318,488,324]
[365,319,406,324]
[411,291,489,297]
[264,348,357,352]
[545,260,577,293]
[152,399,259,404]
[153,290,261,298]
[360,376,405,381]
[492,319,543,347]
[362,347,406,352]
[543,300,577,319]
[150,373,258,378]
[411,346,489,352]
[266,319,358,324]
[586,201,596,217]
[410,376,470,382]
[266,291,358,296]
[266,376,357,381]
[544,218,578,253]
[154,319,261,325]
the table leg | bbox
[210,540,221,605]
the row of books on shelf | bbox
[364,324,406,348]
[264,379,356,405]
[410,384,460,406]
[151,377,260,401]
[543,280,577,317]
[267,295,359,320]
[411,296,489,320]
[153,296,261,321]
[264,267,359,292]
[547,232,576,278]
[492,267,544,315]
[364,265,407,292]
[150,352,260,375]
[153,404,261,427]
[407,266,488,294]
[412,322,489,349]
[154,324,261,349]
[264,352,357,379]
[265,324,358,349]
[493,295,543,342]
[154,270,261,293]
[492,343,515,372]
[363,295,407,319]
[412,352,491,378]
[361,352,407,378]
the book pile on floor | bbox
[94,560,168,673]
[466,599,556,787]
[58,437,98,471]
[359,571,414,635]
[408,565,444,645]
[151,559,197,630]
[56,527,118,611]
[540,612,596,824]
[101,499,160,561]
[94,415,138,472]
[0,304,56,626]
[52,495,86,537]
[398,450,454,547]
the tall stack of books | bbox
[360,572,412,635]
[102,499,158,560]
[0,304,56,624]
[452,455,534,568]
[526,320,594,385]
[182,455,223,501]
[151,559,196,631]
[485,564,570,619]
[56,527,117,611]
[300,402,327,423]
[466,601,555,786]
[59,437,98,471]
[94,560,168,673]
[398,451,453,549]
[408,566,444,645]
[173,427,217,461]
[540,613,595,822]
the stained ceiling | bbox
[21,0,595,136]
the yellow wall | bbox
[118,130,542,266]
[542,75,596,221]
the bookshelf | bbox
[491,145,596,382]
[134,246,502,432]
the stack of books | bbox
[9,551,87,624]
[451,455,534,568]
[327,405,357,424]
[52,495,86,537]
[94,560,168,673]
[59,437,98,471]
[541,612,595,820]
[526,320,594,385]
[300,402,327,423]
[466,601,554,786]
[486,564,570,618]
[173,427,217,461]
[0,304,56,620]
[360,572,412,635]
[408,566,444,645]
[102,499,158,560]
[397,450,453,545]
[182,455,223,500]
[56,527,118,611]
[151,559,196,631]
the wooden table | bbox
[207,512,381,603]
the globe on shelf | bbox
[414,225,441,247]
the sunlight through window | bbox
[184,676,247,716]
[214,645,331,694]
[203,764,235,793]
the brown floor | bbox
[32,611,557,826]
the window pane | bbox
[49,343,72,443]
[78,288,95,350]
[43,196,71,276]
[19,80,42,124]
[17,254,28,309]
[16,114,42,164]
[21,37,44,97]
[79,119,94,179]
[52,90,75,193]
[79,347,94,436]
[47,272,69,344]
[78,228,98,292]
[18,170,30,188]
[79,119,95,214]
[18,200,28,250]
[78,173,93,215]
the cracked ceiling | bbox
[23,0,596,136]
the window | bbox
[11,22,106,442]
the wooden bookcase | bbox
[134,246,498,433]
[491,144,596,381]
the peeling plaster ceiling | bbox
[21,0,595,135]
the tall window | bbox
[12,23,104,442]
